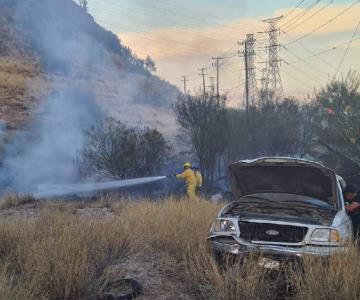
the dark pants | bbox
[350,212,360,238]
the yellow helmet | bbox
[183,162,192,168]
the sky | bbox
[86,0,360,106]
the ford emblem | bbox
[266,230,279,236]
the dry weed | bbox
[0,193,35,210]
[292,243,360,300]
[0,197,359,299]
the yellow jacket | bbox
[195,171,203,188]
[176,169,197,187]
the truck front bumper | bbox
[209,236,347,257]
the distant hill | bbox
[0,0,179,134]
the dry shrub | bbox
[181,248,284,300]
[1,197,360,299]
[0,209,131,299]
[116,198,220,255]
[0,193,35,210]
[116,198,275,299]
[292,243,360,300]
[0,266,31,300]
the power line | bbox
[281,67,315,90]
[281,44,328,79]
[335,21,360,76]
[285,0,360,46]
[289,36,360,64]
[99,0,239,42]
[282,59,323,85]
[280,29,336,70]
[109,0,259,40]
[286,0,334,32]
[142,0,263,31]
[283,0,322,31]
[280,0,306,22]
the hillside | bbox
[0,0,181,193]
[0,0,179,133]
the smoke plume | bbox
[0,0,178,194]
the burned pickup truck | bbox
[209,158,353,259]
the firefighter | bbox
[344,185,360,237]
[173,162,197,199]
[192,165,203,192]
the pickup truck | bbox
[209,158,353,261]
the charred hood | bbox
[229,158,339,207]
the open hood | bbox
[229,158,338,207]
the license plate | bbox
[259,257,280,270]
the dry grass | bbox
[0,207,131,299]
[0,193,36,210]
[0,197,359,299]
[292,245,360,300]
[0,56,48,130]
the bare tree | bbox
[175,93,228,188]
[225,99,307,163]
[79,118,171,179]
[79,0,88,11]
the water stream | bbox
[34,176,167,198]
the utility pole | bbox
[261,16,283,100]
[180,75,189,94]
[198,67,207,97]
[212,56,223,101]
[240,34,258,113]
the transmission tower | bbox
[259,67,268,105]
[240,34,258,112]
[262,16,283,100]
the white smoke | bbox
[0,0,178,194]
[0,89,103,193]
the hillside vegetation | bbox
[0,0,178,134]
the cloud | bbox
[118,3,360,100]
[276,4,360,36]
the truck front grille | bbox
[239,221,308,243]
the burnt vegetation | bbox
[175,71,360,189]
[79,117,171,179]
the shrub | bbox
[79,117,171,179]
[0,209,131,299]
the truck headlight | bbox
[311,229,340,243]
[213,219,236,233]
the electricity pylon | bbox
[262,16,283,100]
